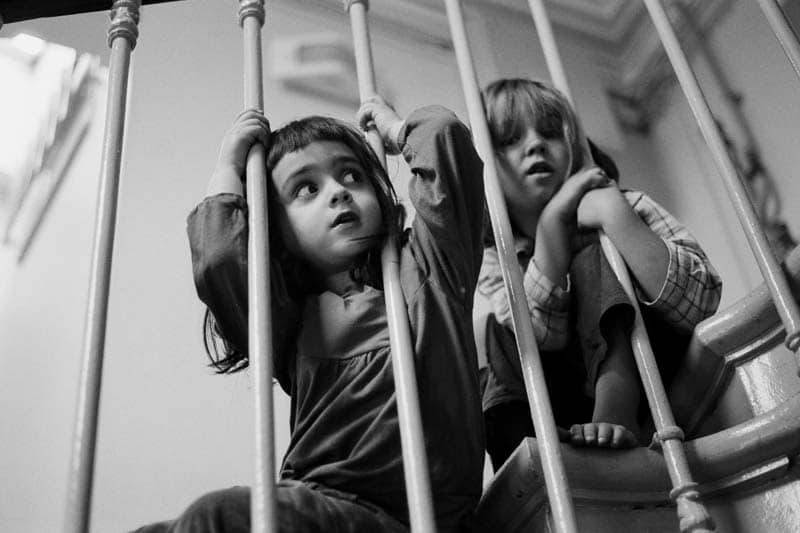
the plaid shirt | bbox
[478,189,723,351]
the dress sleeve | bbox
[400,106,485,305]
[477,246,571,350]
[624,190,723,333]
[187,193,296,388]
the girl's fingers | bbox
[356,104,374,131]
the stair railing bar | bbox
[756,0,800,81]
[64,2,141,532]
[237,1,279,532]
[443,1,579,531]
[342,2,437,531]
[643,0,800,357]
[525,2,715,532]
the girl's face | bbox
[271,140,382,276]
[495,116,571,218]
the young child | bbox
[134,96,486,532]
[477,78,722,469]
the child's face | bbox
[271,140,383,275]
[495,117,571,217]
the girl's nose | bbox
[525,135,545,156]
[329,184,353,206]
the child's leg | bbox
[569,240,639,448]
[482,315,590,470]
[569,315,640,448]
[130,482,408,533]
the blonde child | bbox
[478,78,722,469]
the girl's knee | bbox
[173,487,250,533]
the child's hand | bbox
[540,166,610,228]
[356,95,405,155]
[576,179,626,230]
[214,108,270,182]
[534,166,609,288]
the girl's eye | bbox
[538,127,561,139]
[295,183,318,198]
[342,171,360,184]
[499,133,521,148]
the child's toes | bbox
[569,424,586,446]
[596,423,614,447]
[569,423,638,448]
[582,424,598,445]
[611,425,638,448]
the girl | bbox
[135,96,485,532]
[477,78,722,469]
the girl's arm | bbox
[578,187,722,332]
[359,97,485,303]
[187,110,297,385]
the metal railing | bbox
[344,1,437,532]
[442,1,578,531]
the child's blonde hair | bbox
[483,78,585,174]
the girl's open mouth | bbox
[526,161,553,176]
[332,211,359,227]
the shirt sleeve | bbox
[477,246,571,350]
[400,106,485,305]
[624,190,723,333]
[186,193,297,389]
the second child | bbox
[478,78,722,469]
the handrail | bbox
[525,1,713,531]
[64,2,140,532]
[342,2,437,531]
[237,1,279,532]
[482,389,800,510]
[672,246,800,435]
[0,0,180,24]
[442,1,578,532]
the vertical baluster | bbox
[442,1,578,531]
[342,2,436,531]
[526,2,715,531]
[237,1,278,532]
[756,0,800,81]
[64,2,140,532]
[642,0,800,357]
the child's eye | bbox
[538,126,562,139]
[342,171,361,184]
[295,182,318,198]
[499,133,521,148]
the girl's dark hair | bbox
[481,78,619,246]
[204,116,404,373]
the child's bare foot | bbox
[572,318,642,449]
[569,422,638,448]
